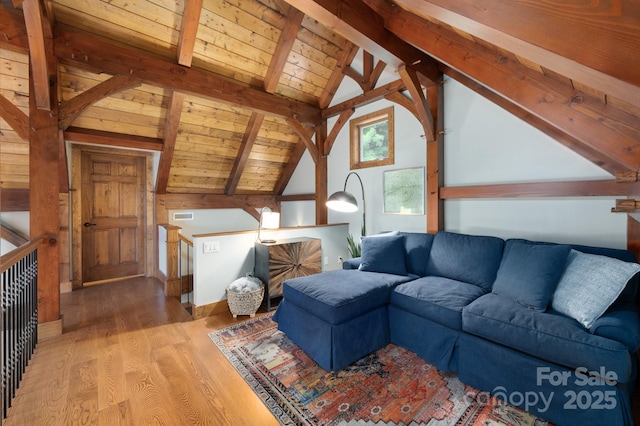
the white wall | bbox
[0,212,29,256]
[325,99,427,238]
[192,224,349,306]
[443,76,625,249]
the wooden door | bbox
[81,152,145,283]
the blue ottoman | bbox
[272,269,413,371]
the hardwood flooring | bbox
[4,276,640,425]
[4,277,279,425]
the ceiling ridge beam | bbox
[156,91,185,195]
[58,74,142,130]
[54,28,322,125]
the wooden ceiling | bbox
[1,0,639,206]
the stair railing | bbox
[0,238,42,418]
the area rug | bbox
[210,314,550,425]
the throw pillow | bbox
[359,234,407,276]
[492,240,571,310]
[551,250,640,329]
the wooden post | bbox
[161,224,182,298]
[315,121,328,225]
[426,80,444,233]
[29,25,60,330]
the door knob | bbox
[84,222,97,227]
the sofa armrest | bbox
[342,257,361,270]
[589,302,640,352]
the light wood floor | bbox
[4,277,280,425]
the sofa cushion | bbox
[359,233,407,276]
[425,232,504,291]
[398,232,434,277]
[282,269,413,325]
[492,240,571,310]
[391,276,486,330]
[462,293,633,381]
[551,250,640,329]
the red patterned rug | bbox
[210,314,550,425]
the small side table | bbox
[254,237,322,311]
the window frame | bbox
[349,106,394,170]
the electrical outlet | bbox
[338,256,343,265]
[324,256,329,266]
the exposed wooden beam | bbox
[22,0,50,110]
[440,180,640,199]
[225,113,265,195]
[176,0,203,67]
[0,9,30,52]
[284,0,441,84]
[54,28,322,125]
[0,92,28,140]
[1,224,28,247]
[277,193,316,202]
[58,130,69,193]
[286,118,319,164]
[370,2,640,171]
[344,50,388,92]
[325,108,354,155]
[58,74,142,130]
[163,193,277,210]
[263,7,305,93]
[443,66,626,175]
[397,64,435,141]
[315,121,328,225]
[0,188,29,211]
[393,0,640,109]
[64,127,164,151]
[323,78,406,118]
[156,92,185,195]
[318,41,358,109]
[274,139,308,195]
[29,47,60,324]
[426,81,444,232]
[385,91,418,121]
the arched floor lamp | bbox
[326,171,366,236]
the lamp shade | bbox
[326,191,358,213]
[261,211,280,229]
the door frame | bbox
[71,144,155,289]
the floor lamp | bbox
[326,171,366,236]
[257,207,280,243]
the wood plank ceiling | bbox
[0,0,639,207]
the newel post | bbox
[160,224,182,298]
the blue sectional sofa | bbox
[272,231,640,426]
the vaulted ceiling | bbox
[1,0,639,210]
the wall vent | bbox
[173,212,194,221]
